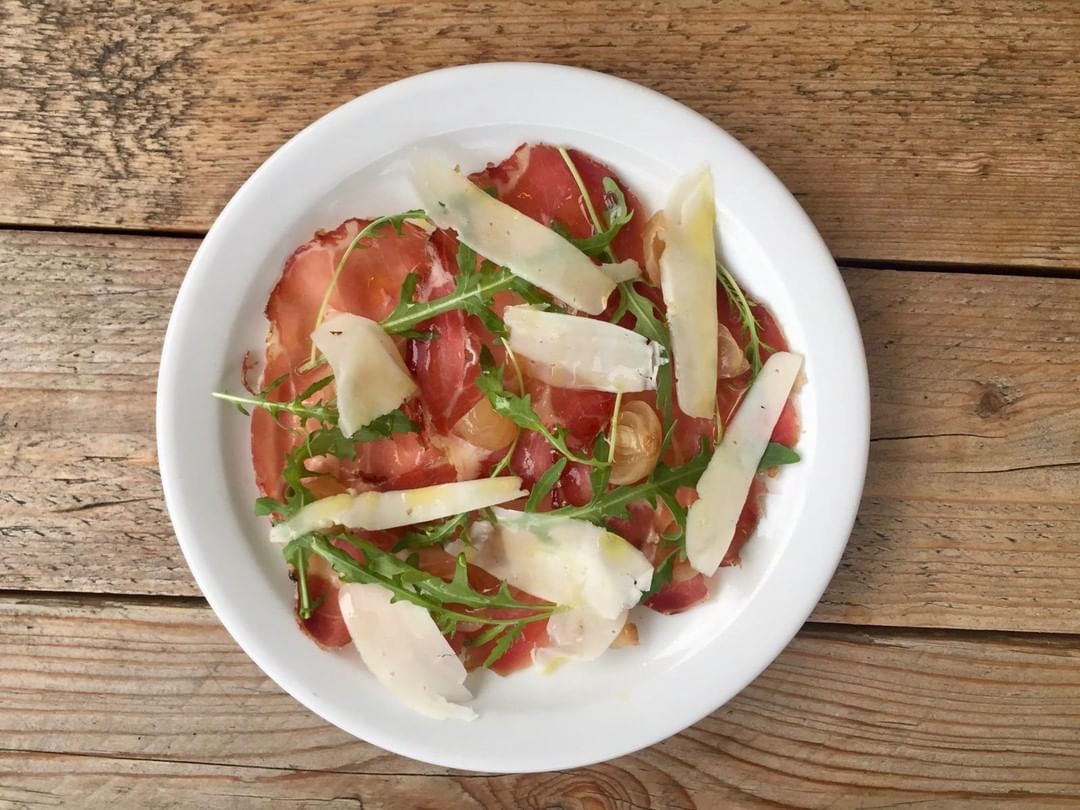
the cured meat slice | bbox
[252,219,451,501]
[470,143,647,266]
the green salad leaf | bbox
[549,440,711,526]
[475,347,607,469]
[758,442,800,470]
[717,261,773,379]
[294,533,561,643]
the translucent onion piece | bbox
[717,323,751,379]
[451,397,519,451]
[641,211,667,286]
[610,400,663,486]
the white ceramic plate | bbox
[157,63,869,773]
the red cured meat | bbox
[296,557,350,648]
[511,429,556,490]
[471,143,647,266]
[722,478,766,567]
[646,561,709,614]
[554,461,594,508]
[251,218,439,501]
[549,385,615,446]
[408,230,487,433]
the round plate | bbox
[157,63,869,773]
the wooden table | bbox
[2,2,1078,807]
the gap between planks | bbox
[8,224,1080,280]
[3,587,1080,647]
[835,256,1080,280]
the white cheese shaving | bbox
[311,312,417,438]
[269,477,526,544]
[409,152,617,314]
[465,509,653,662]
[686,351,802,576]
[504,305,665,393]
[658,165,719,418]
[599,258,642,284]
[338,583,476,721]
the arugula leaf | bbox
[302,533,560,642]
[456,240,478,278]
[717,261,773,379]
[525,457,568,512]
[381,266,538,337]
[255,496,288,517]
[758,442,800,470]
[212,375,337,426]
[615,282,674,425]
[213,374,418,445]
[475,348,606,468]
[352,409,419,441]
[393,512,470,552]
[283,534,316,619]
[549,440,711,526]
[482,624,526,668]
[589,432,612,499]
[549,181,633,259]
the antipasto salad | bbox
[214,144,802,719]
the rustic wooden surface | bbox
[3,232,1077,632]
[2,0,1079,806]
[2,596,1079,808]
[2,0,1079,268]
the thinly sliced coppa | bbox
[407,229,487,433]
[251,218,456,503]
[471,143,647,266]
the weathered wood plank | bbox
[814,267,1080,629]
[2,1,1078,267]
[1,230,1078,630]
[0,596,1077,807]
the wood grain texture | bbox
[2,1,1079,267]
[1,230,1078,631]
[1,596,1078,807]
[813,266,1080,630]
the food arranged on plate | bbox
[214,143,802,719]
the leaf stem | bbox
[558,146,620,266]
[211,390,329,423]
[380,270,519,335]
[717,261,768,378]
[607,391,624,465]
